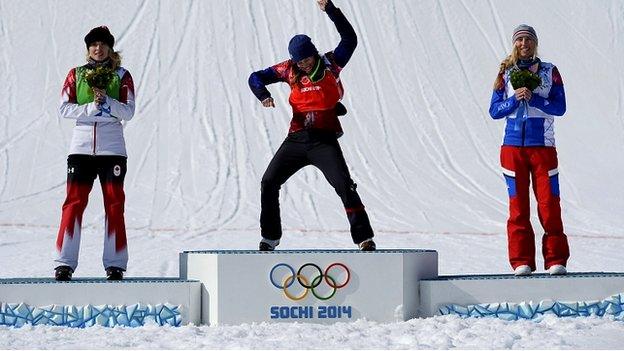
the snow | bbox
[1,0,624,348]
[1,316,624,349]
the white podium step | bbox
[420,273,624,320]
[180,249,438,325]
[0,278,201,327]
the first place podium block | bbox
[180,249,438,325]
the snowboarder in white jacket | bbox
[54,26,135,281]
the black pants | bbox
[65,154,127,184]
[260,130,374,244]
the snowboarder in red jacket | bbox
[249,0,375,251]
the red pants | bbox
[55,155,128,271]
[500,146,569,271]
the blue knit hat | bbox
[288,34,318,62]
[512,24,538,44]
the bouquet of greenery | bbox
[509,68,541,90]
[509,68,541,127]
[84,66,115,89]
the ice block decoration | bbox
[0,302,182,328]
[439,293,624,321]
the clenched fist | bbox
[262,97,275,108]
[317,0,329,11]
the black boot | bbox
[358,239,376,251]
[106,267,124,281]
[259,238,279,251]
[54,265,73,281]
[259,242,274,251]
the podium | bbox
[420,273,624,320]
[3,249,624,327]
[0,278,201,327]
[180,249,438,325]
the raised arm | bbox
[321,0,357,68]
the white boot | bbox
[548,264,567,275]
[514,265,532,276]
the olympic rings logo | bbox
[269,262,350,301]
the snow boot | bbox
[54,265,73,281]
[548,264,567,275]
[514,265,532,276]
[259,238,279,251]
[358,238,376,251]
[106,267,124,280]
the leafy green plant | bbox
[509,68,541,90]
[84,66,115,89]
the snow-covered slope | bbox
[2,0,623,238]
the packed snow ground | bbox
[2,228,624,349]
[1,315,624,350]
[1,0,624,349]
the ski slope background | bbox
[1,0,624,348]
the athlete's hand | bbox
[514,87,532,101]
[317,0,329,11]
[262,97,275,108]
[92,87,107,105]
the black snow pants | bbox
[260,130,374,244]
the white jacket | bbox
[59,66,136,156]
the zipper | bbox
[309,59,323,83]
[92,122,97,155]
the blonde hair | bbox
[85,49,122,70]
[493,45,539,89]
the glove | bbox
[335,101,347,116]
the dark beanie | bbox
[512,24,538,45]
[288,34,318,62]
[84,26,115,49]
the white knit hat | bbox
[512,24,538,44]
